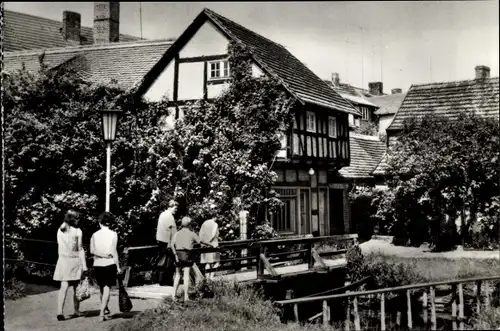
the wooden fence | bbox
[275,275,500,331]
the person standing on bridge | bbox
[90,212,122,322]
[53,210,88,321]
[199,217,220,280]
[171,216,201,302]
[156,199,178,286]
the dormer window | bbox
[209,60,230,80]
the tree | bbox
[148,41,296,240]
[4,61,169,259]
[385,112,500,249]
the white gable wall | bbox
[145,21,267,103]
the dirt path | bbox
[360,239,500,259]
[5,284,161,331]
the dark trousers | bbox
[157,241,175,286]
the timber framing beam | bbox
[179,54,228,63]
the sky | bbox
[5,1,499,93]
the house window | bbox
[328,116,337,138]
[361,107,371,121]
[277,133,287,158]
[306,111,316,132]
[209,60,230,80]
[271,198,296,233]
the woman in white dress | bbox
[199,217,220,280]
[53,210,88,321]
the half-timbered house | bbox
[134,8,361,236]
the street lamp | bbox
[100,108,121,212]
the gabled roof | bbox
[339,133,386,179]
[4,39,174,90]
[371,93,407,116]
[4,10,141,52]
[135,8,360,116]
[387,77,499,131]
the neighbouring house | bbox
[372,65,499,178]
[132,8,362,236]
[4,5,141,52]
[371,88,407,136]
[324,73,380,135]
[4,3,175,91]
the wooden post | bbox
[257,245,265,278]
[353,296,361,331]
[430,286,437,330]
[173,54,179,118]
[422,290,428,326]
[380,293,386,331]
[476,281,482,315]
[345,283,351,331]
[452,284,457,330]
[407,290,413,329]
[293,303,299,323]
[307,242,314,270]
[458,283,464,331]
[485,281,491,309]
[322,300,330,326]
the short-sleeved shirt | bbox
[156,210,177,246]
[173,228,200,250]
[91,226,118,267]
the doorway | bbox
[329,188,345,235]
[299,189,310,235]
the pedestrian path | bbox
[5,284,161,331]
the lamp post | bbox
[100,109,121,212]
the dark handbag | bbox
[156,254,167,268]
[117,275,133,313]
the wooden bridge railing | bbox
[123,234,358,286]
[275,275,500,331]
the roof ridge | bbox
[411,76,499,88]
[350,133,383,141]
[5,39,176,57]
[202,8,286,50]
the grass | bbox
[363,253,500,283]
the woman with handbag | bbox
[90,212,122,322]
[53,210,88,321]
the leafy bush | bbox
[251,222,279,240]
[385,112,500,250]
[349,187,395,242]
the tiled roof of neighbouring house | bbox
[4,39,175,90]
[387,77,499,131]
[136,8,360,116]
[372,93,407,116]
[324,80,379,107]
[3,10,142,52]
[339,133,386,179]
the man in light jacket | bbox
[156,199,178,286]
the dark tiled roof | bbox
[4,10,141,52]
[204,9,359,115]
[339,133,386,179]
[372,93,407,115]
[387,77,499,131]
[4,40,174,90]
[137,8,359,115]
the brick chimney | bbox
[62,11,81,45]
[331,73,340,87]
[475,65,490,80]
[369,82,383,96]
[391,88,402,95]
[94,2,120,44]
